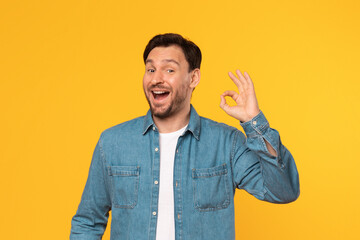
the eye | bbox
[147,69,155,73]
[167,69,174,73]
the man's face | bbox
[143,45,195,119]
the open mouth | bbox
[152,90,170,100]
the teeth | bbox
[153,91,166,94]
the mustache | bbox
[148,84,172,91]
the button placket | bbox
[173,137,184,238]
[148,129,161,238]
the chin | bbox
[150,105,173,119]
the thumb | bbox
[220,94,231,113]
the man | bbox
[70,33,299,240]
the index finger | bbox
[228,71,241,88]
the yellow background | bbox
[1,0,359,239]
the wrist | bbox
[240,110,269,137]
[240,109,260,123]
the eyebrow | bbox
[145,59,180,66]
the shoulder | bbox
[99,116,145,142]
[200,116,238,132]
[199,116,245,141]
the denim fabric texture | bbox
[70,105,300,240]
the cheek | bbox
[143,76,149,88]
[142,79,149,95]
[180,76,191,89]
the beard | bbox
[144,84,189,119]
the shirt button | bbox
[152,211,157,216]
[253,120,257,125]
[176,149,178,153]
[154,180,159,185]
[155,147,159,152]
[152,126,156,131]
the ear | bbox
[189,68,201,89]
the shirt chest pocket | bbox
[108,166,140,209]
[192,164,230,212]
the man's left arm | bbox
[220,70,300,203]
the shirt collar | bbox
[142,104,201,140]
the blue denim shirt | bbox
[70,106,300,240]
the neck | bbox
[153,105,191,133]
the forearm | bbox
[265,139,277,157]
[234,111,300,203]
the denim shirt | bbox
[70,106,300,240]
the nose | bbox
[151,71,164,85]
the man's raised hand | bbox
[220,70,260,123]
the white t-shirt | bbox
[156,125,187,240]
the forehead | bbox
[146,45,187,64]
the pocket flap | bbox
[108,166,140,176]
[192,164,227,178]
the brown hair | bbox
[143,33,202,72]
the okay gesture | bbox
[220,70,260,123]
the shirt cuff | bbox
[240,110,270,137]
